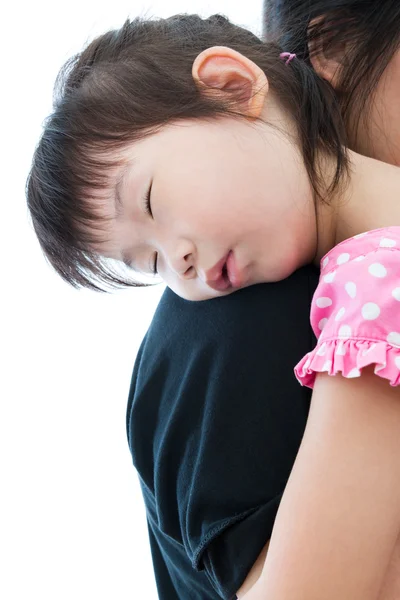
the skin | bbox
[102,115,315,300]
[361,49,400,166]
[310,45,400,166]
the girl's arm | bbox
[243,368,400,600]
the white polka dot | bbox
[318,318,328,331]
[335,307,346,321]
[338,325,352,339]
[362,343,377,356]
[354,232,368,239]
[337,341,347,356]
[387,332,400,347]
[345,282,357,299]
[361,302,381,321]
[322,257,329,268]
[354,255,365,262]
[337,253,350,265]
[380,237,396,248]
[316,297,333,308]
[392,288,400,301]
[347,368,361,378]
[324,271,336,283]
[316,342,327,356]
[322,360,332,372]
[369,263,387,278]
[395,356,400,370]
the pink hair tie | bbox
[280,52,296,65]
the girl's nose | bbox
[168,241,196,279]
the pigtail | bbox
[283,53,348,201]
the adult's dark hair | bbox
[27,14,347,291]
[263,0,400,147]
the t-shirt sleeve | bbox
[295,244,400,388]
[127,266,319,599]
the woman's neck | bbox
[314,150,400,263]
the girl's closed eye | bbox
[151,252,158,275]
[143,181,153,217]
[142,182,158,274]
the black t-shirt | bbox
[126,266,319,599]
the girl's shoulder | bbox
[295,227,400,388]
[320,226,400,277]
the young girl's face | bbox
[97,116,316,300]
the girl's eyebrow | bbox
[113,159,136,220]
[114,167,129,220]
[113,160,140,269]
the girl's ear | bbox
[192,46,268,118]
[308,18,348,88]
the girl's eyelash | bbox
[152,253,158,275]
[143,181,157,274]
[144,181,153,217]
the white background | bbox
[2,1,262,598]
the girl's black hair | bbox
[27,13,347,291]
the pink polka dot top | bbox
[295,227,400,388]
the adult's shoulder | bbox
[128,264,319,466]
[146,264,319,352]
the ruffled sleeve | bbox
[295,228,400,388]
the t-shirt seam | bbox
[191,506,263,571]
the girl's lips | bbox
[205,257,231,292]
[206,274,231,292]
[225,250,242,288]
[205,251,241,292]
[205,254,229,283]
